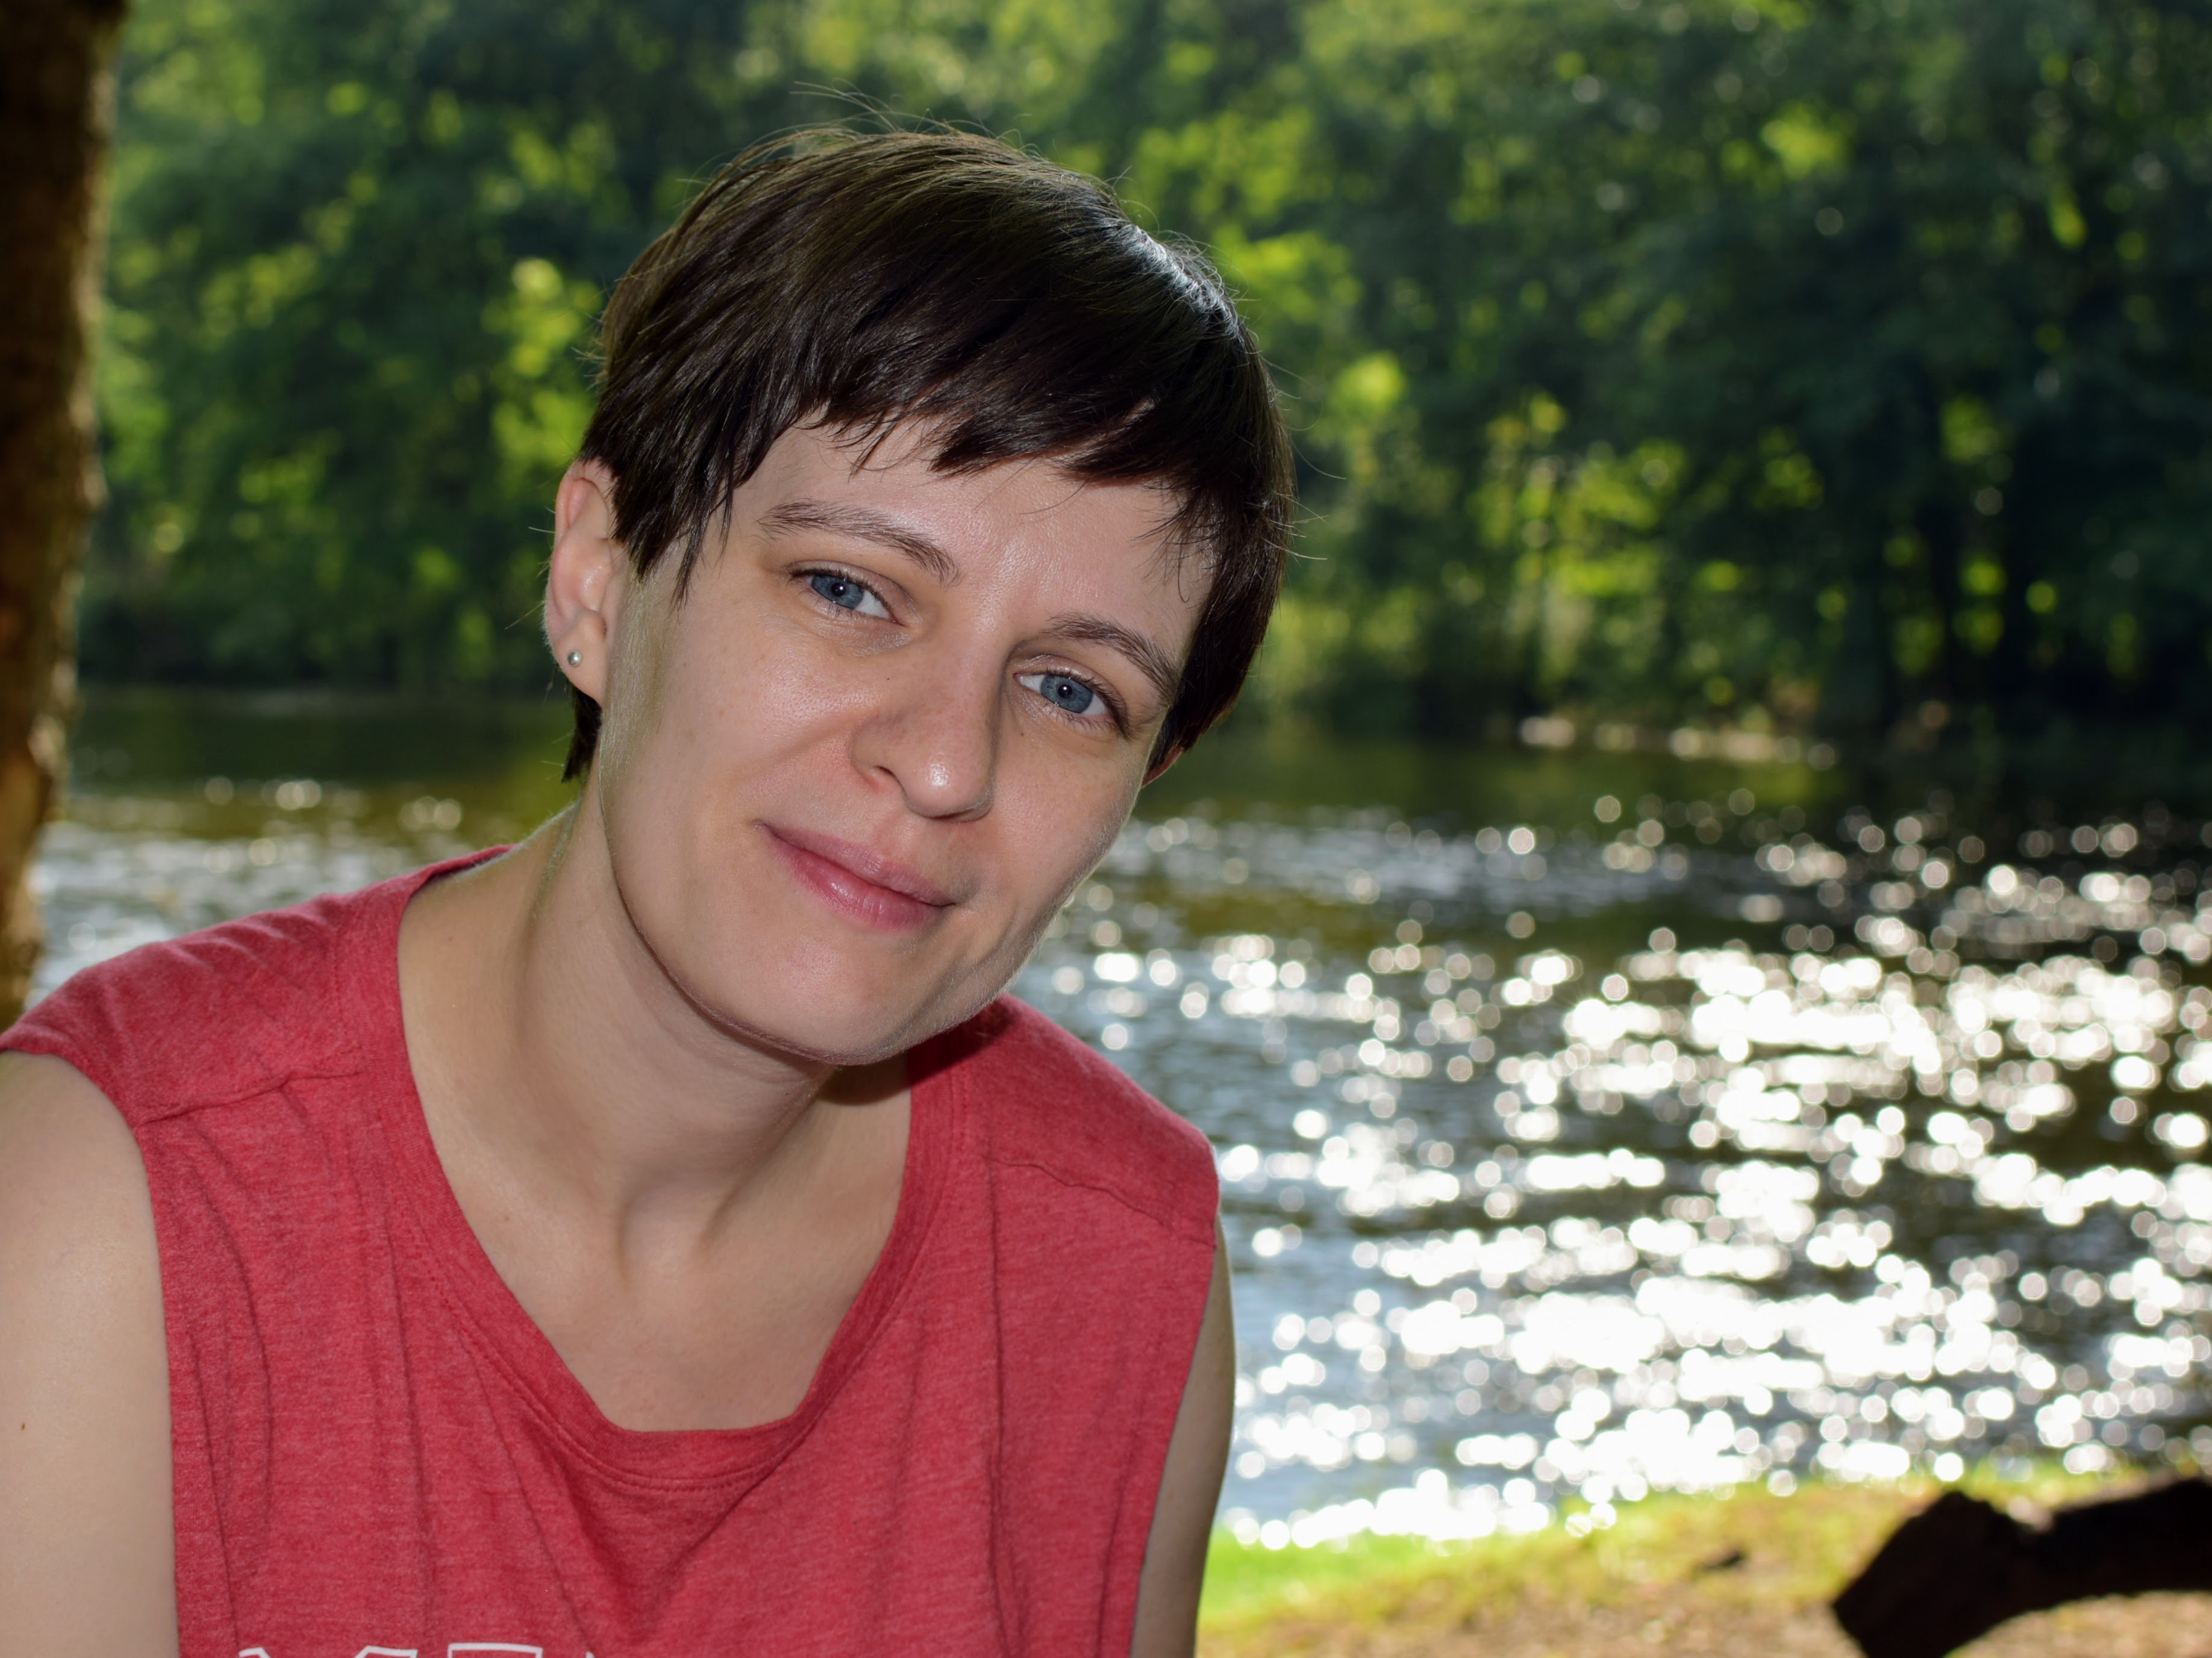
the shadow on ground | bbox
[1198,1475,2212,1658]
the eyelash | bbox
[1023,668,1128,734]
[796,565,1129,735]
[798,565,893,620]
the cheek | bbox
[607,601,860,801]
[990,754,1145,919]
[589,586,673,808]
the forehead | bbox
[731,423,1197,606]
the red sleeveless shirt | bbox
[1,859,1218,1658]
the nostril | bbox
[848,683,1002,815]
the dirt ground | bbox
[1197,1477,2212,1658]
[1204,1584,2212,1658]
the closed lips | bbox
[764,826,957,909]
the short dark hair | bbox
[564,128,1293,778]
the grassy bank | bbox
[1198,1469,2210,1657]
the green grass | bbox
[1197,1463,2158,1643]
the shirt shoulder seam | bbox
[979,1147,1217,1247]
[0,1029,369,1124]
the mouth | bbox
[763,824,957,932]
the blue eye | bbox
[805,570,892,619]
[809,572,868,611]
[1036,673,1097,715]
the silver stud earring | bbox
[566,650,581,665]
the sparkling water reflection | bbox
[1023,797,2212,1547]
[28,732,2212,1551]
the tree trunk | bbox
[0,0,128,1025]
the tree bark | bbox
[0,0,128,1024]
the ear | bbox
[546,460,625,703]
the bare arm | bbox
[1130,1217,1234,1658]
[0,1052,177,1654]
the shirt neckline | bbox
[341,850,965,1490]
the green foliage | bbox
[88,0,2212,755]
[94,0,801,685]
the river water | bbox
[32,688,2212,1547]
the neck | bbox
[400,797,898,1247]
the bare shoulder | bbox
[0,1050,162,1280]
[0,1051,178,1653]
[0,1046,149,1198]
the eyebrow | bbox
[1043,614,1183,711]
[761,497,1181,715]
[758,499,961,587]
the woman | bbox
[0,131,1293,1654]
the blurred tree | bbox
[1136,0,2212,755]
[1,0,130,1024]
[83,0,2212,777]
[93,0,792,688]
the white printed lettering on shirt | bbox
[236,1643,570,1657]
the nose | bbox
[849,654,999,821]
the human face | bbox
[551,425,1201,1065]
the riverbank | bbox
[1198,1471,2212,1656]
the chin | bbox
[602,796,1047,1065]
[651,899,1014,1068]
